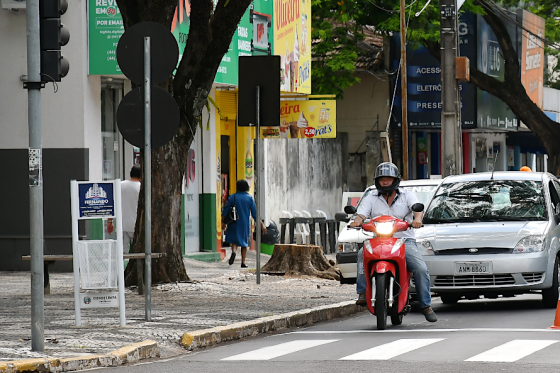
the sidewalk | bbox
[0,249,362,372]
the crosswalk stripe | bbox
[465,340,558,362]
[339,338,445,360]
[221,339,338,361]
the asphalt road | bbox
[88,294,560,373]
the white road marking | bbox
[221,339,338,361]
[465,339,558,362]
[339,338,445,360]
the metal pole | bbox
[115,179,126,326]
[440,0,462,176]
[144,36,152,321]
[400,0,409,180]
[27,0,44,352]
[255,86,261,285]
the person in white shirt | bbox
[107,165,141,253]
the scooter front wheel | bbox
[374,273,388,330]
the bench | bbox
[22,253,166,295]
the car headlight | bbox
[513,235,545,253]
[364,240,373,254]
[416,239,435,256]
[337,242,360,253]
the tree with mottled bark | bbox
[116,0,252,285]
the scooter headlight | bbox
[375,221,395,235]
[364,240,373,254]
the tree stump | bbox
[261,244,340,281]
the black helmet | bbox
[374,162,401,196]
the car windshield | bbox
[423,180,547,223]
[357,184,438,210]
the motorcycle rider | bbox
[349,162,437,323]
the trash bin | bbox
[255,220,280,255]
[77,240,118,289]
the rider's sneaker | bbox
[356,293,366,306]
[422,306,438,322]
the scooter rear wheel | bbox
[390,312,403,325]
[375,273,388,330]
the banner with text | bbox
[261,100,336,138]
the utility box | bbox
[456,57,470,82]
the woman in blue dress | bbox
[222,180,267,267]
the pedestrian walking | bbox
[107,164,141,253]
[222,179,266,268]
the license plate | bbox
[454,261,492,275]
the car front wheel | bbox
[542,256,560,308]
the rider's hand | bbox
[349,216,363,228]
[411,219,423,228]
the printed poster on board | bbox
[260,100,336,139]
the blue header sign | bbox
[78,183,115,218]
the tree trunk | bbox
[116,0,252,285]
[261,244,341,281]
[425,0,560,174]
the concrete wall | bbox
[265,138,343,224]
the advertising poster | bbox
[182,136,200,253]
[274,0,311,93]
[261,100,336,139]
[519,10,545,109]
[417,137,428,165]
[88,0,124,74]
[89,0,273,84]
[78,183,115,218]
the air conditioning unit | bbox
[1,0,26,9]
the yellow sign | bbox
[261,100,336,139]
[274,0,311,93]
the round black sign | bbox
[117,21,179,84]
[116,86,180,148]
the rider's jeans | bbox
[356,238,432,309]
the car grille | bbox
[522,272,545,283]
[434,247,512,255]
[434,274,515,287]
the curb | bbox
[181,300,364,350]
[0,340,159,373]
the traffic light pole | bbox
[440,0,462,176]
[26,0,45,352]
[400,0,409,180]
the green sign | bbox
[88,0,124,75]
[88,0,274,84]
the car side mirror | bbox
[411,203,425,213]
[344,205,357,214]
[335,211,350,223]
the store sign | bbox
[476,14,518,130]
[261,100,336,138]
[519,10,545,110]
[391,12,477,129]
[274,0,311,93]
[89,0,275,85]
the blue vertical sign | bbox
[78,183,115,218]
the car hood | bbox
[416,221,549,250]
[337,225,373,243]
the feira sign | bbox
[89,0,274,84]
[260,100,336,139]
[70,180,126,326]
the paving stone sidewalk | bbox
[0,249,359,364]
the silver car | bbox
[417,171,560,307]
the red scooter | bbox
[345,203,424,330]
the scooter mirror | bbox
[411,203,424,213]
[335,211,350,223]
[344,205,357,214]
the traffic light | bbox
[39,0,70,82]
